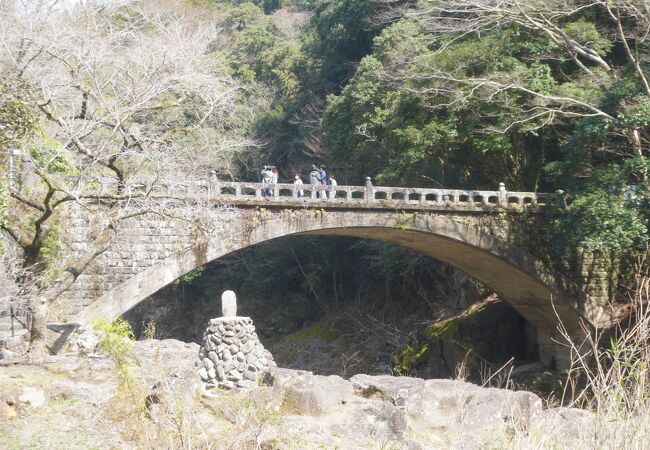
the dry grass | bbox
[488,255,650,449]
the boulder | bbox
[350,374,425,408]
[18,387,46,408]
[273,370,353,416]
[406,379,542,433]
[530,407,595,444]
[68,325,99,355]
[347,399,408,443]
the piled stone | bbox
[197,295,275,389]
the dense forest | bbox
[0,0,649,376]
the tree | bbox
[408,0,650,157]
[0,0,257,358]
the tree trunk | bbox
[629,128,643,157]
[27,296,49,364]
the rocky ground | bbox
[0,338,597,449]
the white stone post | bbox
[221,290,237,317]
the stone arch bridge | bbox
[58,178,612,368]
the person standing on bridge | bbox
[271,166,279,185]
[294,174,304,198]
[309,164,321,197]
[328,175,337,199]
[319,165,328,199]
[260,165,272,197]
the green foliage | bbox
[562,19,612,57]
[548,158,650,256]
[0,91,35,147]
[39,224,63,283]
[27,130,79,175]
[305,0,381,93]
[93,318,137,392]
[393,343,429,374]
[175,267,205,285]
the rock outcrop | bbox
[251,368,571,448]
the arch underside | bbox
[73,211,596,340]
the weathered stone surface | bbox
[278,372,353,416]
[350,374,424,408]
[242,340,254,354]
[18,387,46,408]
[237,380,256,389]
[406,378,542,432]
[347,400,408,443]
[227,371,242,382]
[198,367,208,381]
[530,407,595,443]
[68,325,99,355]
[243,369,257,381]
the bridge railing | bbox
[209,178,552,208]
[69,176,553,209]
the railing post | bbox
[498,182,507,207]
[365,177,374,204]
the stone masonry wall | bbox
[57,203,202,318]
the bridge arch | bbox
[74,209,601,367]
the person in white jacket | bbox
[328,176,337,199]
[294,174,304,198]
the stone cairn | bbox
[197,290,275,389]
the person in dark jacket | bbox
[309,164,321,197]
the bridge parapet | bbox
[76,176,554,212]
